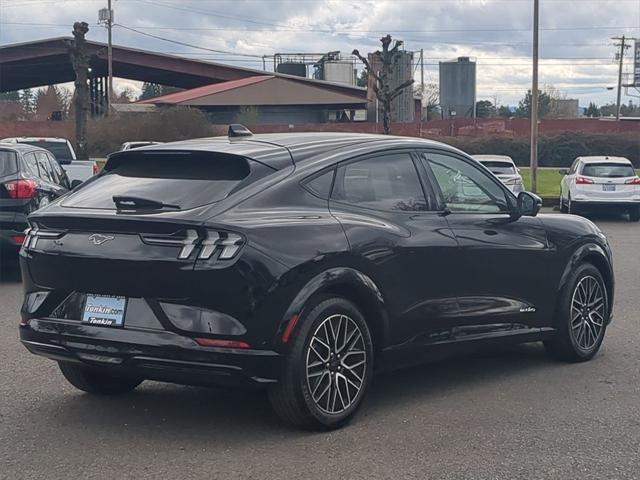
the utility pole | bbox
[612,35,630,120]
[67,22,90,159]
[420,48,424,97]
[99,1,114,113]
[530,0,540,194]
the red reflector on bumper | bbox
[281,314,300,344]
[194,338,251,349]
[11,234,26,245]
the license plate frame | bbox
[602,184,616,192]
[82,294,127,327]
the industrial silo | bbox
[439,57,477,119]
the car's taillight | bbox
[625,177,640,185]
[140,229,244,260]
[10,234,26,245]
[576,176,594,185]
[23,225,66,249]
[4,179,38,199]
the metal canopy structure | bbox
[0,37,367,100]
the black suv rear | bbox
[0,144,70,254]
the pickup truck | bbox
[0,137,97,187]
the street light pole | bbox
[613,35,628,121]
[530,0,539,194]
[107,0,113,114]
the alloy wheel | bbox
[305,314,367,414]
[570,275,605,350]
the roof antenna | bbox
[228,124,253,138]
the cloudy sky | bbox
[1,0,639,107]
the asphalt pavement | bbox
[1,213,639,480]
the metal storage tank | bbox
[439,57,476,119]
[314,53,357,86]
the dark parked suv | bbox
[19,129,614,430]
[1,143,70,255]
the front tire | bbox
[268,297,374,430]
[58,362,143,395]
[544,263,608,362]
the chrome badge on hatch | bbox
[88,234,115,246]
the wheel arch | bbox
[275,267,390,355]
[557,242,614,320]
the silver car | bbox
[559,156,640,221]
[472,155,524,194]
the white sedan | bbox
[560,156,640,221]
[472,155,524,194]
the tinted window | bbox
[581,163,635,178]
[304,170,334,198]
[570,159,580,174]
[62,153,254,210]
[424,153,509,213]
[22,153,40,177]
[19,141,73,160]
[0,150,17,176]
[35,152,53,182]
[46,154,65,185]
[479,161,516,175]
[333,153,427,212]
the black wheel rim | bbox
[570,275,605,350]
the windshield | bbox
[0,150,18,177]
[582,163,636,178]
[19,141,73,161]
[62,153,253,210]
[480,161,516,175]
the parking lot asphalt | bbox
[1,213,639,480]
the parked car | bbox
[560,156,640,221]
[0,143,70,254]
[0,137,97,186]
[473,155,524,193]
[19,129,614,430]
[119,141,163,151]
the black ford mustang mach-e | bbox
[19,128,614,430]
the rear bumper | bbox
[572,200,640,209]
[0,227,25,252]
[20,318,282,389]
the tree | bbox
[516,89,551,118]
[352,35,415,134]
[356,69,368,88]
[66,21,91,159]
[415,83,439,120]
[35,85,65,120]
[497,105,513,118]
[585,102,600,118]
[19,88,36,115]
[475,100,496,118]
[114,87,135,103]
[139,83,181,100]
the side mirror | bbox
[71,179,83,189]
[558,168,569,175]
[517,191,542,217]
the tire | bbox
[567,196,577,215]
[58,362,143,395]
[629,206,640,222]
[268,297,374,430]
[560,197,568,214]
[544,263,608,362]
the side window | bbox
[570,159,580,174]
[332,153,428,212]
[35,152,53,182]
[46,154,66,186]
[22,153,40,177]
[423,153,510,213]
[304,170,334,198]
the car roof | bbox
[0,142,51,154]
[1,136,70,143]
[120,132,458,169]
[472,155,514,163]
[578,156,632,164]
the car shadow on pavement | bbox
[37,342,557,439]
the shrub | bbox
[443,132,640,167]
[87,107,217,156]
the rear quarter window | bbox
[581,163,635,178]
[61,152,268,210]
[0,151,18,176]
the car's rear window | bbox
[61,152,256,210]
[582,163,635,178]
[480,161,516,175]
[19,141,73,160]
[0,151,18,176]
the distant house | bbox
[138,75,369,125]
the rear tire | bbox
[544,263,608,362]
[58,362,143,395]
[560,197,568,213]
[567,196,578,215]
[268,297,374,430]
[629,206,640,222]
